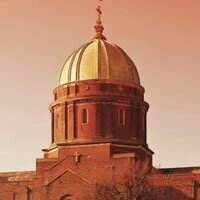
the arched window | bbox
[82,108,88,124]
[60,194,72,200]
[119,109,125,125]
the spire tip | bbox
[93,5,106,40]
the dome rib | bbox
[59,53,74,85]
[100,39,110,79]
[68,48,80,82]
[76,42,93,81]
[63,46,82,82]
[97,40,101,79]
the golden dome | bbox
[59,39,140,85]
[58,6,140,86]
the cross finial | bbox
[96,6,102,24]
[93,5,106,40]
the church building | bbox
[0,5,200,200]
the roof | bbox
[0,171,36,182]
[152,166,200,175]
[58,39,140,86]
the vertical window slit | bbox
[82,109,88,124]
[119,109,125,125]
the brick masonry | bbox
[0,79,199,200]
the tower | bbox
[49,6,150,150]
[36,6,153,200]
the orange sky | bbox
[0,0,200,171]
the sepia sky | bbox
[0,0,200,172]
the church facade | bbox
[0,6,200,200]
